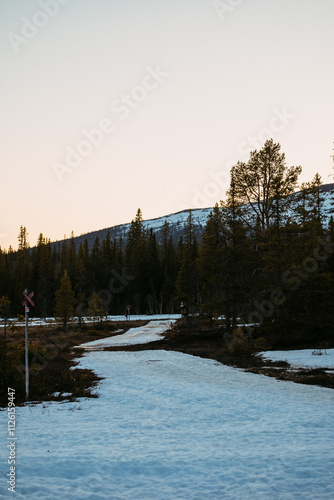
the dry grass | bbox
[0,320,147,407]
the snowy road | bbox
[1,320,334,499]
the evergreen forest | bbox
[1,140,334,347]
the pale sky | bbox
[1,0,333,250]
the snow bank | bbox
[261,349,334,369]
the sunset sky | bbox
[1,0,333,250]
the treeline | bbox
[1,140,333,344]
[0,210,181,318]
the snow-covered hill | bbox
[55,207,211,250]
[57,183,334,250]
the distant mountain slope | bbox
[56,207,211,250]
[54,183,334,250]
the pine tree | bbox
[228,142,303,330]
[17,226,29,251]
[231,139,301,237]
[54,271,76,330]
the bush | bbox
[224,328,270,357]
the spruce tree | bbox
[198,204,225,323]
[146,229,161,313]
[87,291,102,324]
[125,209,148,313]
[221,176,253,329]
[67,231,78,289]
[307,173,325,226]
[32,234,54,318]
[176,211,199,321]
[14,226,32,312]
[90,237,102,291]
[160,228,178,313]
[0,248,8,297]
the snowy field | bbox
[1,321,334,499]
[0,314,181,328]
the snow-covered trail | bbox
[1,321,334,499]
[79,319,173,348]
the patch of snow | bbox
[79,320,174,349]
[51,392,72,398]
[105,314,180,323]
[0,314,181,327]
[260,349,334,369]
